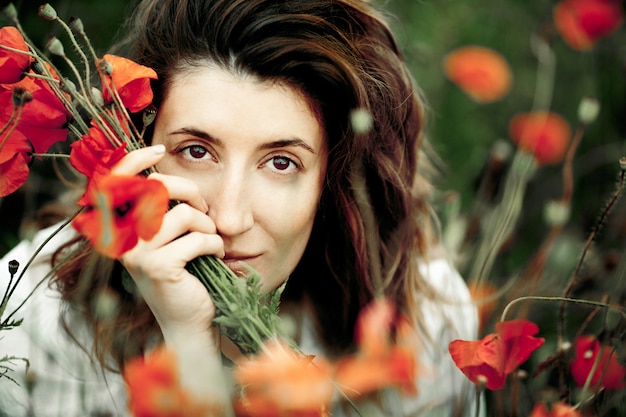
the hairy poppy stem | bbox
[557,161,626,347]
[501,295,626,324]
[1,210,83,326]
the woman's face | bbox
[152,65,328,291]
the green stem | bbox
[54,16,93,95]
[500,295,626,324]
[469,152,537,281]
[2,211,82,325]
[529,32,556,113]
[30,153,70,159]
[0,104,20,151]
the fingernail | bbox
[152,144,166,154]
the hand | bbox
[112,145,223,351]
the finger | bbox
[144,203,217,248]
[160,232,225,263]
[123,232,225,282]
[148,172,208,213]
[111,145,166,175]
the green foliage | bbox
[186,255,288,355]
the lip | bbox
[222,254,260,276]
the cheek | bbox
[264,191,318,247]
[257,185,321,288]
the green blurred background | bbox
[2,0,626,286]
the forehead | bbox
[169,61,323,119]
[159,64,326,148]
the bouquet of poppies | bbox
[0,2,284,356]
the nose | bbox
[206,169,254,238]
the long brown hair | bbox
[53,0,438,368]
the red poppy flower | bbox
[234,339,334,417]
[99,54,157,113]
[0,73,71,154]
[72,174,169,258]
[508,112,571,165]
[0,26,32,84]
[69,121,127,178]
[443,46,513,103]
[334,298,419,397]
[530,401,582,417]
[554,0,624,50]
[124,347,214,417]
[571,335,626,390]
[448,319,545,390]
[0,128,31,197]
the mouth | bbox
[222,254,260,277]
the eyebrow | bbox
[169,127,317,154]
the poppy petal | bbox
[554,0,624,50]
[0,26,32,84]
[69,122,127,178]
[444,46,512,103]
[72,174,169,258]
[100,54,158,113]
[495,320,545,374]
[571,335,626,390]
[449,338,506,390]
[0,151,29,197]
[508,112,571,165]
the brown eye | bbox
[272,156,291,171]
[187,145,208,159]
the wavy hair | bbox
[53,0,439,368]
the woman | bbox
[0,0,478,415]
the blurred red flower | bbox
[554,0,624,50]
[571,335,626,390]
[448,319,545,390]
[100,54,158,113]
[529,401,582,417]
[234,339,334,417]
[0,72,71,154]
[69,121,127,178]
[443,46,512,103]
[0,128,31,197]
[124,347,213,417]
[508,112,571,165]
[0,26,32,84]
[72,174,169,258]
[335,298,419,397]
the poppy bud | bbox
[90,87,104,107]
[31,61,45,75]
[69,16,85,35]
[62,79,77,95]
[46,37,65,56]
[577,97,600,125]
[98,58,113,76]
[8,259,19,276]
[490,139,513,163]
[94,289,120,320]
[142,104,157,127]
[620,157,626,171]
[350,107,373,135]
[11,86,33,107]
[38,4,58,21]
[2,4,18,22]
[544,199,570,226]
